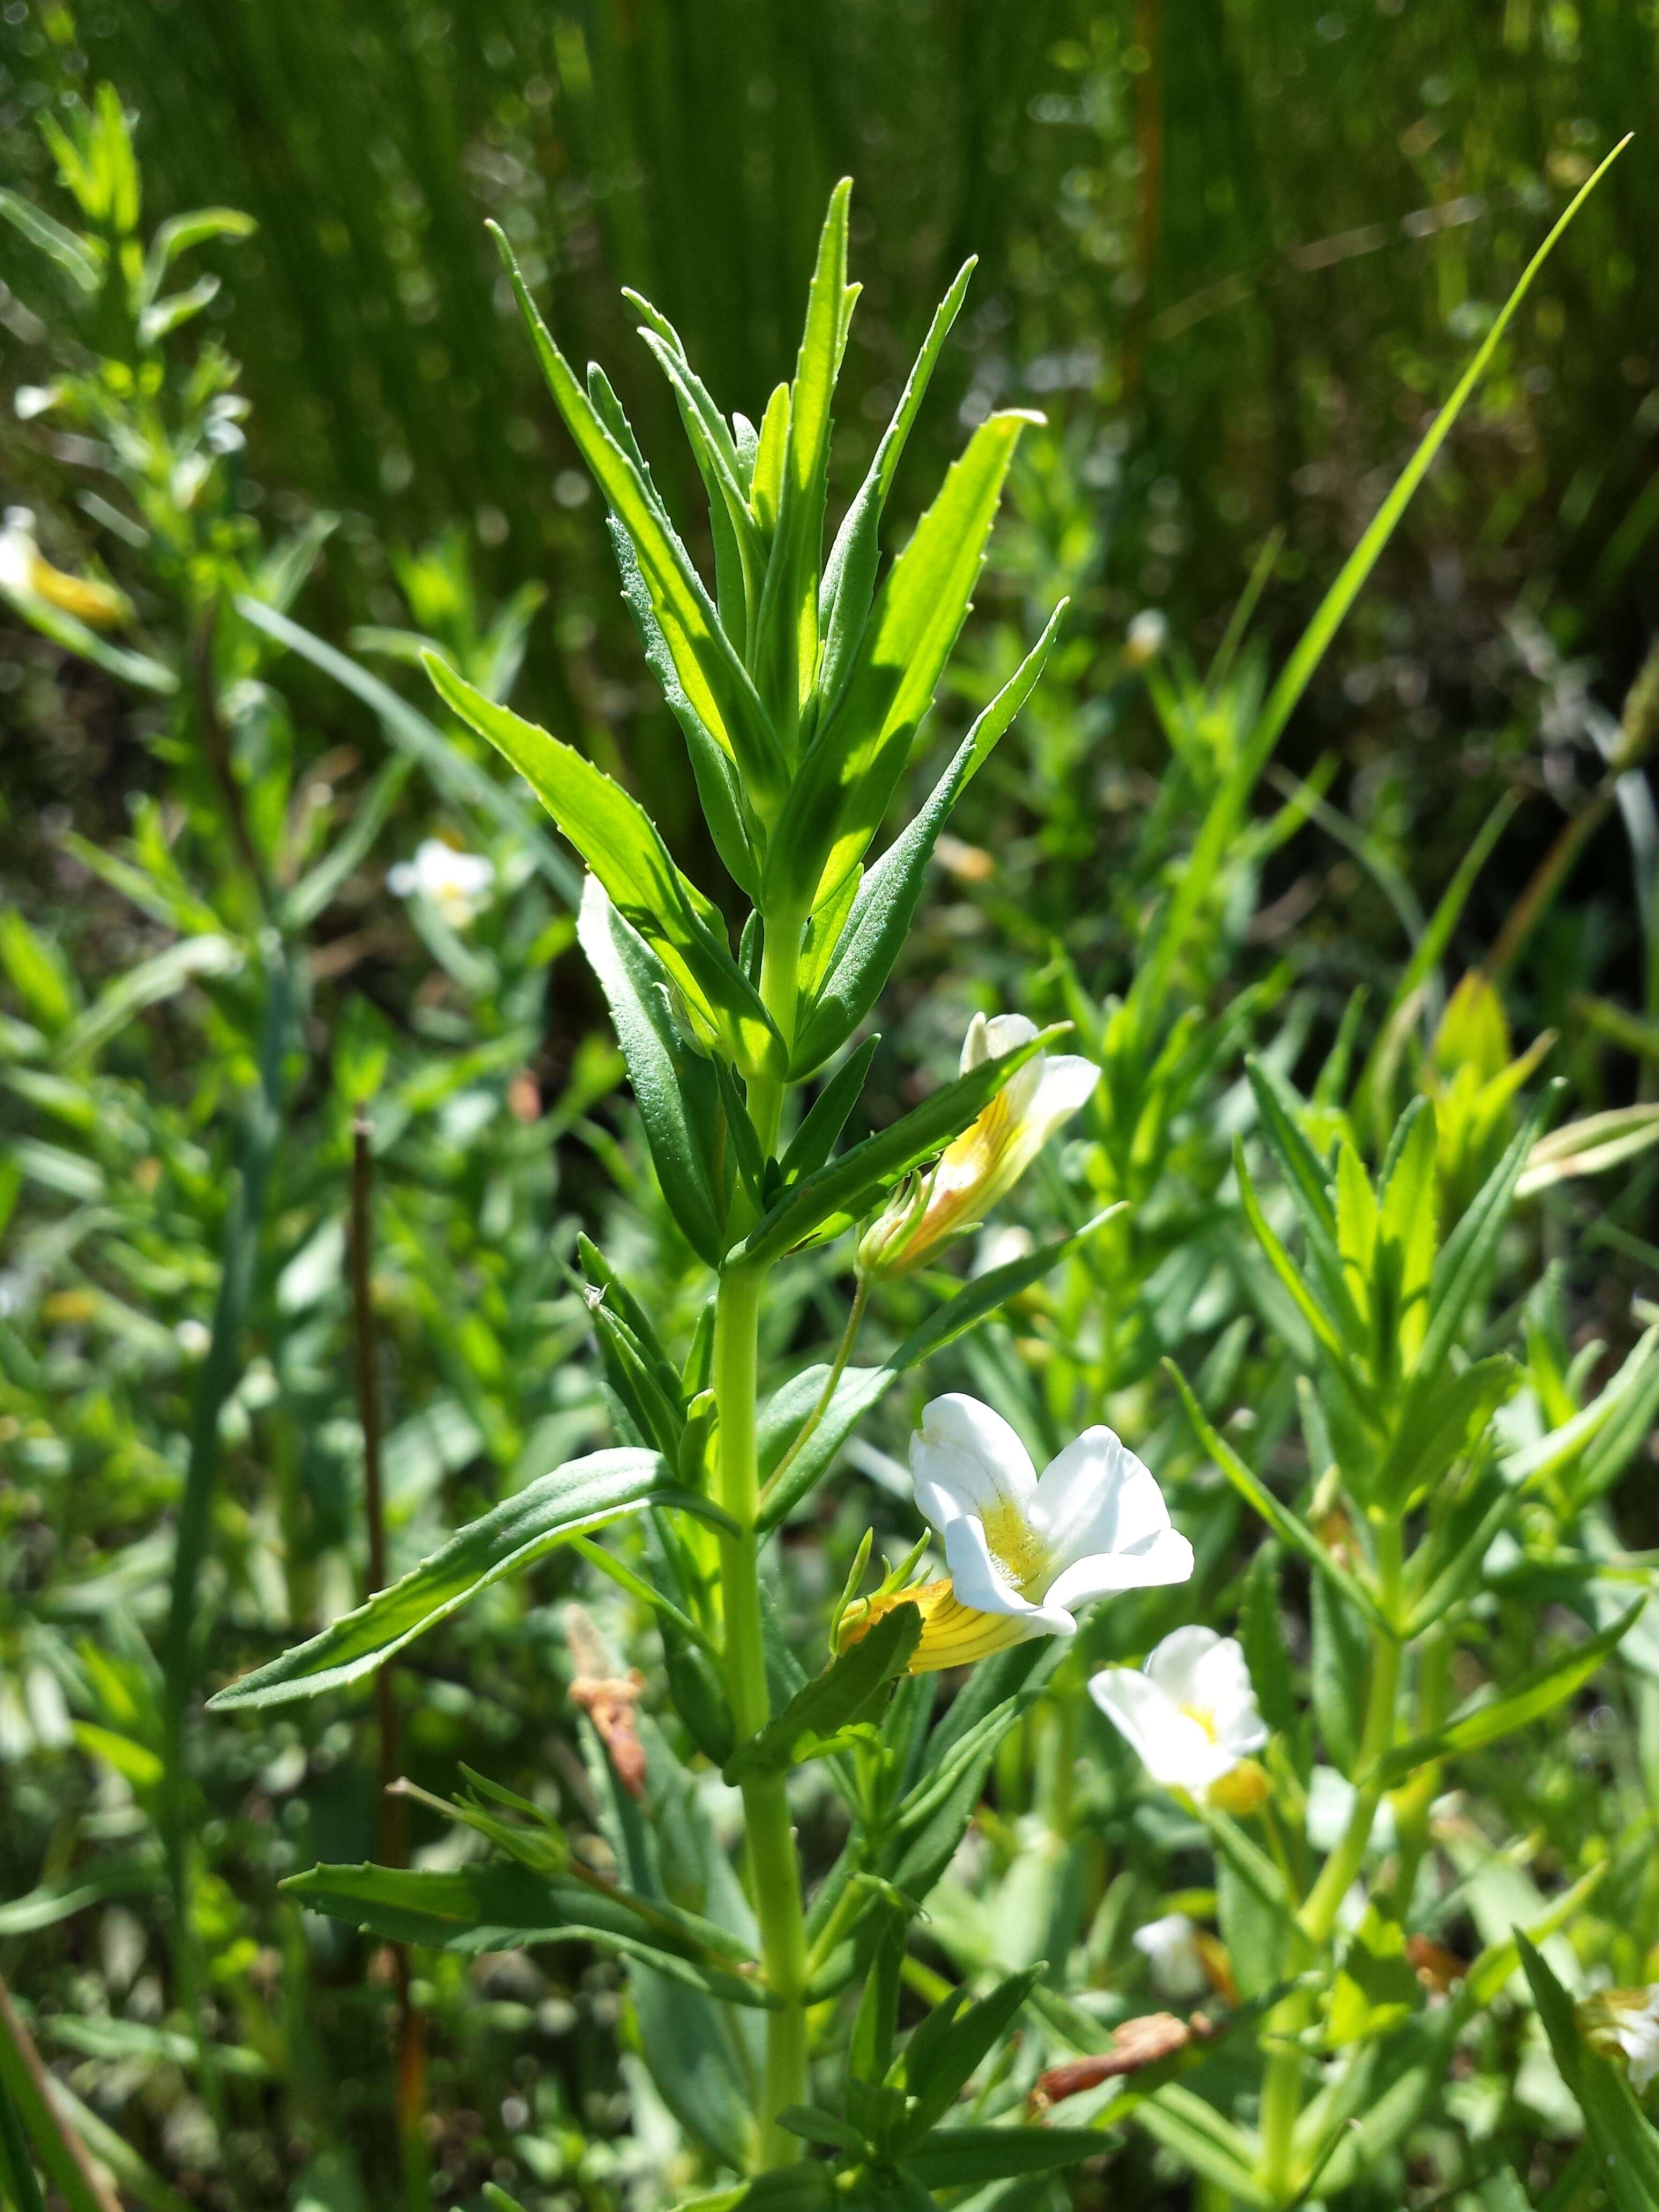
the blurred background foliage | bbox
[4,0,1659,945]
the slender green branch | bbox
[761,1276,869,1511]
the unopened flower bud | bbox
[1206,1757,1271,1818]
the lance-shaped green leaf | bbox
[753,180,857,743]
[488,222,788,813]
[817,257,976,722]
[757,1209,1118,1531]
[1164,1361,1394,1639]
[730,1022,1060,1273]
[765,408,1040,916]
[282,1862,775,2009]
[891,1966,1042,2146]
[0,187,99,294]
[724,1604,920,1782]
[429,656,780,1076]
[1418,1082,1562,1379]
[578,879,730,1267]
[790,602,1066,1078]
[607,519,761,896]
[780,1036,881,1184]
[1375,1354,1516,1508]
[207,1448,689,1709]
[900,2126,1104,2187]
[1375,1601,1641,1786]
[1244,1058,1356,1333]
[627,309,766,639]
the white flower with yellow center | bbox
[857,1014,1099,1279]
[388,838,496,928]
[1090,1628,1267,1803]
[837,1394,1193,1673]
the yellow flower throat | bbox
[982,1498,1048,1591]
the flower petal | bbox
[1043,1526,1195,1613]
[1026,1052,1101,1137]
[910,1393,1038,1534]
[1144,1625,1225,1708]
[1031,1427,1186,1578]
[944,1518,1073,1635]
[1189,1638,1268,1755]
[980,1011,1041,1062]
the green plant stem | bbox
[159,938,289,2168]
[1259,1521,1403,2203]
[712,901,814,2163]
[715,1260,809,2164]
[349,1111,429,2212]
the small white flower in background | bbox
[175,1318,213,1360]
[1133,1913,1209,1999]
[857,1013,1099,1279]
[1579,1985,1659,2093]
[1123,608,1169,669]
[388,838,496,928]
[836,1393,1193,1672]
[1090,1627,1268,1804]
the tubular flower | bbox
[836,1394,1193,1674]
[1089,1628,1268,1804]
[1579,1986,1659,2092]
[856,1014,1098,1279]
[0,506,131,628]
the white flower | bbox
[1123,609,1169,668]
[1133,1913,1208,1999]
[837,1393,1193,1673]
[1090,1627,1267,1802]
[388,839,496,928]
[1581,1986,1659,2093]
[857,1014,1099,1277]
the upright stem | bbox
[1259,1520,1403,2203]
[716,903,812,2165]
[350,1114,429,2212]
[715,1263,809,2164]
